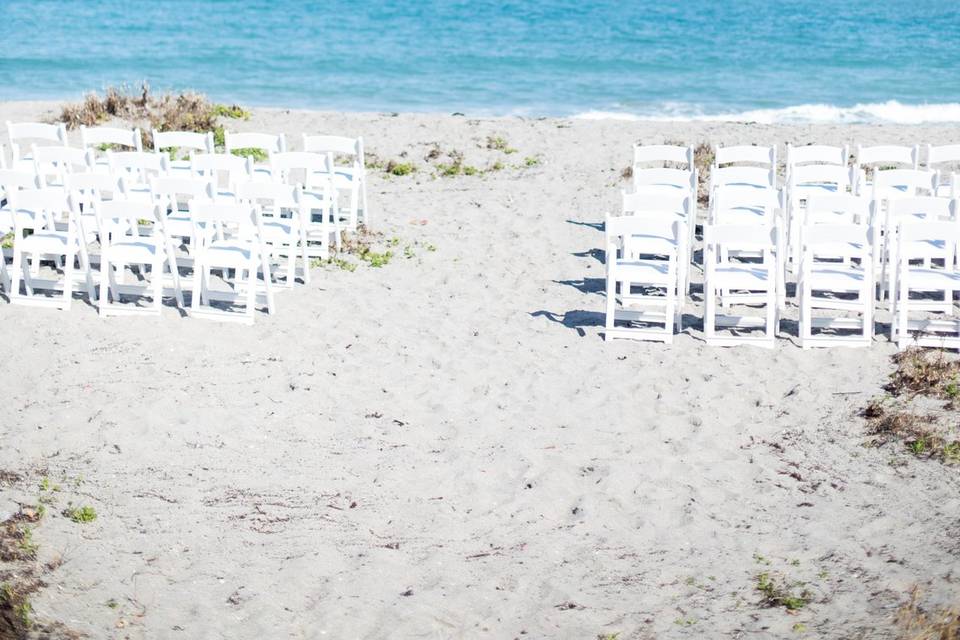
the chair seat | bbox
[165,215,193,238]
[712,266,772,289]
[205,240,256,267]
[623,235,679,257]
[262,220,297,240]
[904,267,960,288]
[807,266,867,288]
[20,231,69,254]
[108,240,160,263]
[613,259,672,284]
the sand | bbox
[1,101,959,638]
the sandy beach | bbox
[2,101,959,638]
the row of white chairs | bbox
[605,212,960,349]
[0,165,338,323]
[2,120,370,231]
[632,142,960,198]
[607,144,960,348]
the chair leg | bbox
[604,271,616,340]
[190,259,203,313]
[61,250,75,310]
[360,177,369,227]
[704,279,716,341]
[152,258,163,313]
[99,259,111,315]
[259,249,276,314]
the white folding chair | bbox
[80,125,143,173]
[891,220,960,349]
[94,197,184,316]
[710,144,776,192]
[923,144,960,197]
[5,122,67,171]
[303,135,369,229]
[108,151,169,202]
[149,175,215,259]
[703,223,779,347]
[152,130,214,174]
[604,215,681,343]
[6,188,95,309]
[881,197,958,309]
[224,131,286,181]
[0,170,42,289]
[853,144,919,195]
[191,153,251,200]
[32,145,92,187]
[797,223,874,348]
[189,200,275,323]
[785,164,851,270]
[621,190,691,301]
[272,151,341,253]
[785,143,847,173]
[234,181,311,286]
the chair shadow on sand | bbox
[565,218,604,232]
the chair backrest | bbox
[80,125,143,152]
[788,164,850,190]
[925,144,960,167]
[800,223,873,264]
[94,198,164,248]
[886,196,955,224]
[632,144,693,169]
[6,121,68,163]
[108,150,168,179]
[32,145,91,184]
[715,144,775,167]
[786,144,847,168]
[805,194,869,225]
[152,130,214,153]
[189,200,262,243]
[856,144,918,169]
[303,134,360,157]
[704,223,777,260]
[191,153,251,189]
[0,169,41,196]
[711,165,775,190]
[621,190,690,217]
[872,169,936,197]
[897,220,960,262]
[711,185,779,225]
[605,214,680,261]
[7,186,72,233]
[631,167,695,192]
[224,131,286,155]
[234,180,300,209]
[66,172,121,207]
[150,175,214,210]
[271,151,333,187]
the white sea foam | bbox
[573,101,960,125]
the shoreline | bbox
[5,98,960,127]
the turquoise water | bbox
[2,0,959,122]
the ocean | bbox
[1,0,959,123]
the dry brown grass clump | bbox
[862,348,960,464]
[56,83,247,149]
[897,587,960,640]
[693,141,714,207]
[887,348,960,399]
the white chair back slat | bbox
[224,131,286,154]
[787,144,847,167]
[632,144,693,168]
